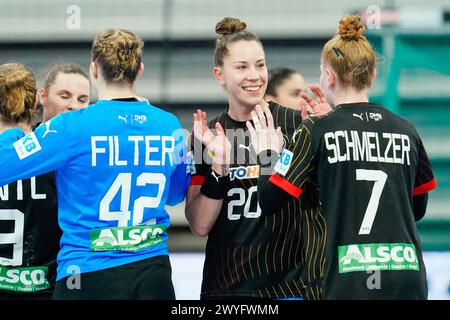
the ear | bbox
[39,88,47,107]
[326,67,337,89]
[213,66,225,85]
[33,95,39,111]
[371,68,377,83]
[90,61,99,80]
[137,62,144,78]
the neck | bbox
[96,82,136,100]
[0,120,32,134]
[333,86,369,106]
[227,99,268,122]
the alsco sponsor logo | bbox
[0,266,50,292]
[229,165,260,181]
[338,243,419,273]
[90,224,165,251]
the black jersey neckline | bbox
[334,101,381,109]
[111,97,139,102]
[223,102,279,128]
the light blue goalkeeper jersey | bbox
[0,100,190,280]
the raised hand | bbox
[299,84,332,119]
[246,104,283,155]
[193,109,231,166]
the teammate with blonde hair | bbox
[0,63,60,299]
[0,29,190,299]
[249,15,437,299]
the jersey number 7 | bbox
[356,169,387,235]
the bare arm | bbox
[185,183,223,237]
[184,110,231,237]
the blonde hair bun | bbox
[338,15,365,41]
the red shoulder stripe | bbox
[413,178,437,196]
[269,174,303,198]
[190,175,206,186]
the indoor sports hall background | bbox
[0,0,449,299]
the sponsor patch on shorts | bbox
[13,132,42,160]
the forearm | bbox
[185,188,223,237]
[185,165,230,236]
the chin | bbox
[244,95,263,108]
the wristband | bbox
[200,168,231,200]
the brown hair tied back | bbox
[0,63,36,123]
[213,17,262,67]
[92,29,144,85]
[338,15,365,41]
[322,15,375,90]
[215,17,247,38]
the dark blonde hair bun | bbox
[0,63,36,123]
[215,17,247,38]
[213,17,262,67]
[92,28,143,84]
[338,15,365,41]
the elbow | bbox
[185,211,211,237]
[190,225,210,237]
[188,222,211,237]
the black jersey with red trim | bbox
[190,102,326,299]
[270,102,437,299]
[0,128,61,298]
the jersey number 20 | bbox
[227,186,261,220]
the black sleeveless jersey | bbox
[271,102,436,299]
[0,129,61,297]
[190,102,326,299]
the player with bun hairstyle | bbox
[0,63,60,299]
[250,16,437,299]
[0,29,190,299]
[186,17,328,299]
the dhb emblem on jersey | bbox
[117,114,147,126]
[133,114,147,124]
[369,113,383,121]
[274,149,293,176]
[13,132,42,160]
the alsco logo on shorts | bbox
[338,243,419,273]
[229,165,260,181]
[0,266,50,292]
[90,224,165,251]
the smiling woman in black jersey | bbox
[185,17,329,300]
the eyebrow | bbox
[57,90,71,95]
[57,90,88,98]
[233,59,266,64]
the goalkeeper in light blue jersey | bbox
[0,29,190,299]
